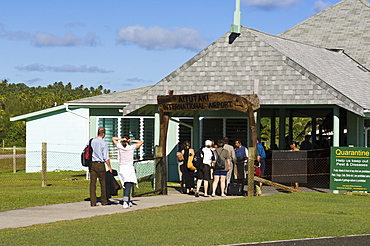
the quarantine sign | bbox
[330,147,370,191]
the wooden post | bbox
[42,142,47,187]
[247,147,255,197]
[247,105,257,197]
[159,112,169,195]
[13,146,16,173]
[154,146,162,193]
[157,90,173,195]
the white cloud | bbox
[16,63,113,73]
[116,25,209,51]
[312,1,331,14]
[242,0,298,9]
[0,23,31,40]
[33,32,99,47]
[65,22,86,28]
[0,23,99,47]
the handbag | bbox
[254,166,262,177]
[187,149,197,171]
[187,155,196,171]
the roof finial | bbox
[231,0,242,34]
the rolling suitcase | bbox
[227,183,244,196]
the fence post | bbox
[13,146,16,173]
[42,142,47,187]
[248,147,256,197]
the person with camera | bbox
[112,135,143,209]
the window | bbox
[98,117,154,160]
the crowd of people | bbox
[85,128,332,208]
[177,137,266,197]
[88,129,332,207]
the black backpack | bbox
[214,149,225,170]
[192,148,204,170]
[81,138,93,167]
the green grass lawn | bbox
[0,193,369,245]
[0,169,156,212]
[1,165,369,245]
[0,170,92,211]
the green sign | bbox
[330,147,370,191]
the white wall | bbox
[25,108,89,172]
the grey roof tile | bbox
[66,86,152,105]
[280,0,370,70]
[122,26,370,116]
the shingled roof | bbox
[66,85,153,106]
[122,26,370,116]
[279,0,370,70]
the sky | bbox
[0,0,343,93]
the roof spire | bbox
[231,0,242,34]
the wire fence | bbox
[263,149,331,189]
[1,148,332,193]
[0,148,157,196]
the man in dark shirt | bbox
[300,135,313,150]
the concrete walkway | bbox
[0,189,247,229]
[0,185,333,230]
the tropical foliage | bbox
[260,117,311,149]
[0,80,111,147]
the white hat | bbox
[205,140,213,147]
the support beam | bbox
[254,177,303,193]
[312,117,316,147]
[193,111,200,150]
[271,110,276,149]
[154,111,160,146]
[248,105,257,197]
[157,110,169,195]
[288,110,293,143]
[332,106,340,194]
[279,108,286,149]
[333,106,340,147]
[358,117,365,147]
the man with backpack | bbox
[89,128,112,207]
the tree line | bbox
[0,80,111,147]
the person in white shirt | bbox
[112,135,143,209]
[195,140,214,197]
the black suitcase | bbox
[227,183,244,196]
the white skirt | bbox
[119,165,138,188]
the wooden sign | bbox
[157,92,259,113]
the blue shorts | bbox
[214,170,228,176]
